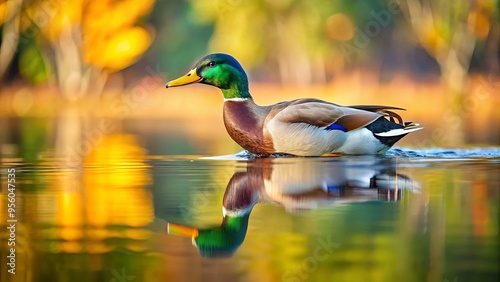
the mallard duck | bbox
[166,53,422,156]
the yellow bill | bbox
[167,222,199,239]
[165,69,202,88]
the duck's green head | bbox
[165,53,251,99]
[167,214,250,258]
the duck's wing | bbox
[267,99,382,132]
[348,105,407,126]
[348,105,405,112]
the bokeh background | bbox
[1,0,499,159]
[0,2,499,282]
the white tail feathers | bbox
[375,124,423,137]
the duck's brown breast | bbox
[223,100,275,154]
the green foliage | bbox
[20,117,50,161]
[19,44,52,84]
[183,0,405,83]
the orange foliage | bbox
[21,0,155,71]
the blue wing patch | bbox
[325,123,347,132]
[327,184,344,196]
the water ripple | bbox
[388,147,500,159]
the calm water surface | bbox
[0,148,499,282]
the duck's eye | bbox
[208,61,216,67]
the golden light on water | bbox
[83,134,153,228]
[57,192,84,241]
[11,134,157,254]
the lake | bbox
[1,143,499,282]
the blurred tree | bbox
[187,0,403,84]
[0,0,23,84]
[397,0,499,145]
[188,0,348,85]
[0,0,155,98]
[144,0,213,78]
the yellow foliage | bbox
[24,0,85,41]
[420,26,447,55]
[325,13,356,41]
[83,0,154,34]
[82,0,155,70]
[21,0,155,71]
[0,2,9,24]
[468,10,491,39]
[84,26,152,70]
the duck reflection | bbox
[167,157,420,258]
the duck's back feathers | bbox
[267,99,382,132]
[349,105,406,112]
[262,99,393,155]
